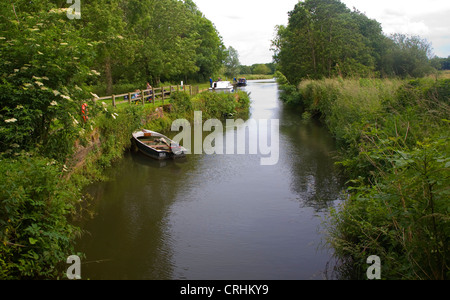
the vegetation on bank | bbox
[272,0,449,280]
[277,75,449,279]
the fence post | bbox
[151,88,155,105]
[162,87,165,105]
[128,92,132,105]
[141,90,144,106]
[112,95,116,108]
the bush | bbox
[0,154,81,279]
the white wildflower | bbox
[90,70,101,76]
[34,81,44,87]
[60,42,68,46]
[50,101,58,106]
[111,114,116,119]
[60,95,71,100]
[53,90,60,96]
[5,118,17,123]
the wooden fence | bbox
[91,85,200,108]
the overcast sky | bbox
[193,0,450,65]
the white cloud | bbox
[194,0,450,65]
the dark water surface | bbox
[77,79,344,280]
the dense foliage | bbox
[282,77,450,279]
[272,0,435,85]
[0,0,226,160]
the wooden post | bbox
[141,90,144,106]
[128,92,132,105]
[162,87,165,105]
[112,95,116,108]
[151,88,155,105]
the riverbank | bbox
[0,90,250,279]
[278,76,449,279]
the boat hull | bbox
[132,130,187,160]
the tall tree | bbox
[0,0,95,157]
[272,0,385,84]
[224,46,240,78]
[80,0,132,95]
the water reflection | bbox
[279,106,344,211]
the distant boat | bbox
[132,130,187,160]
[209,81,234,93]
[236,78,247,87]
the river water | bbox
[77,79,344,280]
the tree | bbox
[80,0,132,95]
[272,0,387,84]
[252,64,271,75]
[383,34,434,78]
[224,46,240,78]
[0,0,96,158]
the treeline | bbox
[272,0,438,85]
[0,0,229,159]
[431,56,450,70]
[239,63,276,75]
[1,0,227,95]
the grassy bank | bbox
[279,77,449,279]
[0,90,249,279]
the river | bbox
[76,79,344,280]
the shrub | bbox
[0,154,81,279]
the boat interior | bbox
[138,137,171,151]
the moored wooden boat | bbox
[132,130,187,160]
